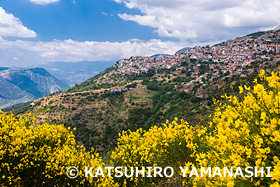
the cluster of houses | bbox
[115,30,280,83]
[187,37,280,70]
[110,86,127,92]
[116,55,181,74]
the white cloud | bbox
[114,0,280,42]
[0,7,37,37]
[101,12,108,16]
[29,0,60,5]
[0,37,195,66]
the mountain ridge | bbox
[175,47,192,54]
[150,54,169,58]
[0,67,69,108]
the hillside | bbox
[25,71,207,153]
[22,28,280,154]
[0,67,69,108]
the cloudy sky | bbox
[0,0,279,67]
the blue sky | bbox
[0,0,279,67]
[1,0,160,42]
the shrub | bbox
[0,112,117,186]
[110,118,208,186]
[203,70,280,186]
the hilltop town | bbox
[115,28,280,83]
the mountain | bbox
[0,67,69,108]
[39,60,116,86]
[19,27,280,153]
[176,47,192,54]
[150,54,169,58]
[0,67,8,71]
[274,25,280,30]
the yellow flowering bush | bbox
[110,118,208,186]
[0,112,117,186]
[110,70,280,186]
[203,70,280,186]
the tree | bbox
[147,68,156,77]
[147,82,160,91]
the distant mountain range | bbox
[274,25,280,30]
[150,47,193,57]
[175,47,192,54]
[150,54,169,58]
[0,67,69,108]
[39,60,116,86]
